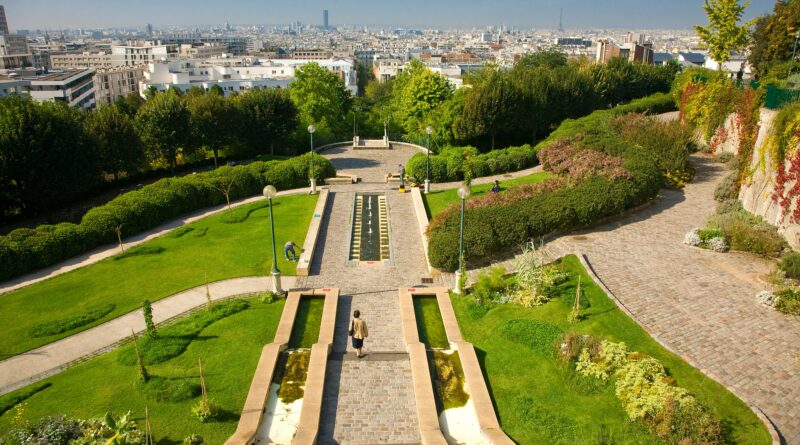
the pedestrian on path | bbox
[398,164,406,188]
[349,310,368,358]
[284,241,298,261]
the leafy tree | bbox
[208,84,225,96]
[456,68,519,149]
[289,62,351,139]
[142,299,156,337]
[749,0,800,79]
[187,93,237,167]
[134,92,191,170]
[84,105,144,180]
[695,0,754,69]
[516,48,568,70]
[233,87,298,156]
[0,96,99,216]
[186,85,207,98]
[391,59,453,134]
[113,92,144,117]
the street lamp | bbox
[263,185,282,294]
[307,124,317,194]
[454,183,470,294]
[424,126,433,194]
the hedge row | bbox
[406,144,537,183]
[0,153,335,281]
[427,94,677,271]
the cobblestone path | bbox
[454,155,800,443]
[298,143,438,444]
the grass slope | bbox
[0,194,317,359]
[0,298,285,443]
[424,171,551,218]
[452,255,771,445]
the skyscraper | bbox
[323,9,329,30]
[0,5,9,35]
[558,8,564,33]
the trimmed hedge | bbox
[0,153,334,281]
[406,144,538,183]
[427,94,677,271]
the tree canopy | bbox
[289,62,351,139]
[695,0,754,68]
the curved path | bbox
[0,276,296,395]
[456,155,800,443]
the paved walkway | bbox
[451,155,800,444]
[0,276,295,396]
[297,143,440,444]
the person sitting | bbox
[491,180,501,194]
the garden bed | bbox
[451,255,771,444]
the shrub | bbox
[0,154,335,282]
[775,288,800,316]
[77,412,145,444]
[183,434,204,445]
[500,319,563,354]
[112,245,165,261]
[708,203,786,256]
[510,242,569,307]
[28,304,116,338]
[471,267,510,303]
[576,340,629,381]
[169,226,195,238]
[406,144,537,183]
[192,399,220,423]
[780,252,800,279]
[714,171,740,202]
[0,415,82,445]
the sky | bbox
[3,0,777,31]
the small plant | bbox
[706,236,729,253]
[471,267,509,303]
[568,276,583,324]
[775,288,800,316]
[714,171,739,202]
[511,241,568,307]
[112,245,166,261]
[780,252,800,280]
[193,359,220,423]
[756,290,778,307]
[142,300,156,338]
[683,229,702,247]
[183,434,204,445]
[259,291,276,304]
[79,411,145,444]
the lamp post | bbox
[263,185,282,294]
[308,124,317,194]
[793,31,800,63]
[424,126,432,194]
[454,183,470,294]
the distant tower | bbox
[323,9,329,29]
[146,23,153,37]
[558,8,564,33]
[0,5,9,35]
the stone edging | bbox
[225,288,339,445]
[400,287,514,445]
[297,190,330,276]
[577,253,783,445]
[410,187,437,274]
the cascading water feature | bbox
[349,193,389,262]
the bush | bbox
[192,399,220,423]
[775,288,800,315]
[0,415,82,445]
[183,434,204,445]
[500,319,563,354]
[708,203,786,256]
[714,171,740,202]
[0,154,335,282]
[780,252,800,279]
[28,304,116,338]
[471,267,510,303]
[406,144,537,183]
[170,226,195,238]
[112,245,166,261]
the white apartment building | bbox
[94,65,144,105]
[177,43,225,59]
[112,44,175,67]
[140,57,357,97]
[0,34,31,69]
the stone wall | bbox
[737,108,800,250]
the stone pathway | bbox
[451,155,800,444]
[0,276,295,396]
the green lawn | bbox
[0,194,317,359]
[424,172,551,218]
[0,297,285,443]
[452,255,771,445]
[289,297,324,349]
[413,297,449,349]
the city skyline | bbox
[3,0,776,30]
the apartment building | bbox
[1,68,96,108]
[51,51,113,69]
[94,65,144,105]
[111,43,175,66]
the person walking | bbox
[398,164,406,188]
[284,240,298,261]
[348,310,368,358]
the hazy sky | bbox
[3,0,777,30]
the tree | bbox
[289,62,351,139]
[456,68,519,150]
[113,92,144,117]
[134,92,191,170]
[84,105,144,180]
[749,0,800,79]
[515,48,568,70]
[187,93,236,167]
[694,0,754,69]
[0,96,99,216]
[233,87,298,156]
[142,299,156,338]
[391,59,453,135]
